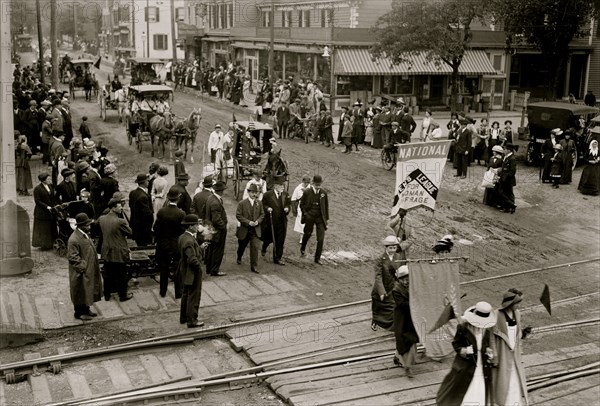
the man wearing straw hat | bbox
[68,213,103,320]
[178,214,207,328]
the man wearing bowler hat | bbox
[98,197,133,302]
[178,214,207,328]
[261,176,291,265]
[129,173,154,246]
[67,213,103,320]
[191,176,214,224]
[204,180,228,276]
[236,183,265,273]
[300,175,329,265]
[171,173,192,214]
[454,117,472,178]
[154,187,186,298]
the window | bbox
[210,5,218,29]
[299,10,310,28]
[119,5,130,22]
[380,76,414,95]
[175,7,185,22]
[220,3,226,28]
[145,6,159,23]
[492,54,503,72]
[153,34,168,50]
[228,3,233,28]
[337,76,373,96]
[262,10,272,27]
[282,11,292,27]
[321,9,331,28]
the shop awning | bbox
[231,41,321,54]
[335,48,497,76]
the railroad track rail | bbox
[1,258,598,405]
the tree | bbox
[371,0,488,111]
[492,0,599,99]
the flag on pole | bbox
[232,112,237,123]
[428,303,455,334]
[93,56,101,69]
[540,284,552,315]
[391,141,452,215]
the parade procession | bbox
[1,0,600,405]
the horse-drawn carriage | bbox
[66,59,97,100]
[99,83,125,121]
[215,121,289,199]
[130,58,166,86]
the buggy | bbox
[215,121,289,199]
[130,58,167,85]
[99,83,123,121]
[66,59,97,100]
[526,102,599,168]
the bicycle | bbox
[381,143,401,171]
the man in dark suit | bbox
[497,143,518,213]
[23,100,41,153]
[399,107,416,143]
[235,183,265,273]
[154,188,186,298]
[171,173,192,214]
[261,177,291,265]
[178,214,207,328]
[191,176,214,223]
[56,168,78,204]
[204,181,228,276]
[97,197,133,302]
[454,118,472,178]
[300,174,329,265]
[129,174,154,246]
[276,101,290,139]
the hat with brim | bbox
[29,100,37,106]
[247,183,260,193]
[213,181,227,191]
[459,117,470,125]
[177,173,190,181]
[551,128,563,136]
[273,176,285,185]
[391,121,399,126]
[75,213,93,227]
[61,168,75,177]
[554,144,563,150]
[396,265,409,278]
[492,145,505,154]
[463,301,497,328]
[38,172,50,182]
[104,164,116,174]
[135,173,148,183]
[381,235,400,246]
[202,176,214,187]
[397,97,405,104]
[166,187,181,200]
[174,150,184,157]
[181,214,200,225]
[41,100,51,107]
[108,197,123,208]
[499,290,523,310]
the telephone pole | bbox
[170,0,177,64]
[329,7,335,113]
[73,2,77,46]
[268,0,274,83]
[36,0,45,83]
[50,0,58,88]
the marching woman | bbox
[559,130,576,184]
[437,301,497,406]
[32,172,57,250]
[496,143,518,213]
[550,144,564,189]
[392,264,419,378]
[483,145,505,207]
[578,140,600,195]
[341,114,353,154]
[492,289,530,406]
[371,236,403,332]
[542,129,561,182]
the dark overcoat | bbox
[97,211,132,262]
[128,187,154,245]
[235,198,265,240]
[177,231,203,286]
[67,229,102,306]
[299,187,329,226]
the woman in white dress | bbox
[151,166,169,214]
[493,289,530,406]
[291,175,311,243]
[437,301,497,406]
[420,109,432,142]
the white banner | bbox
[391,141,452,214]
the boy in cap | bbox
[235,183,265,273]
[174,150,186,179]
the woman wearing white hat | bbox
[437,301,497,405]
[371,236,403,332]
[483,145,505,207]
[391,263,419,378]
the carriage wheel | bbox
[101,98,106,121]
[53,239,67,257]
[233,160,240,200]
[381,149,395,171]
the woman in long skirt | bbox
[483,146,504,206]
[364,112,374,146]
[578,140,600,195]
[371,108,383,149]
[437,302,497,406]
[392,265,419,377]
[151,166,169,214]
[493,289,530,406]
[32,172,57,250]
[16,135,33,195]
[550,144,564,188]
[371,236,403,331]
[560,131,576,184]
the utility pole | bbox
[268,0,274,84]
[329,7,335,114]
[170,0,177,64]
[1,0,34,275]
[73,2,77,47]
[146,0,150,58]
[131,0,135,50]
[35,0,45,84]
[50,0,59,88]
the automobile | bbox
[525,101,599,168]
[129,58,167,85]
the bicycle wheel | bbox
[381,149,395,171]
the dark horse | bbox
[170,108,202,163]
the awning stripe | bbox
[335,48,497,76]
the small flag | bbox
[428,303,455,334]
[232,112,237,123]
[93,56,101,69]
[540,284,551,315]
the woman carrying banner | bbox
[386,207,413,259]
[492,289,530,406]
[371,236,404,331]
[437,301,497,406]
[392,264,419,378]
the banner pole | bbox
[403,257,469,263]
